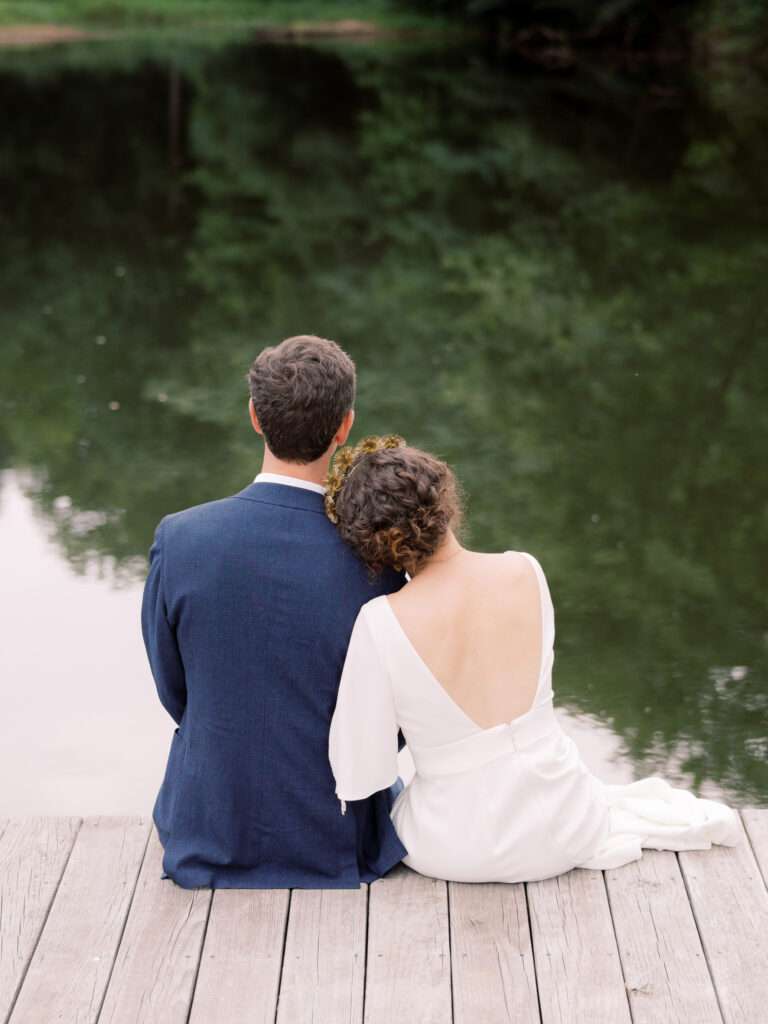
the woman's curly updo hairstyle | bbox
[325,435,463,576]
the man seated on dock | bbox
[141,334,407,889]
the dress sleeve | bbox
[329,605,400,813]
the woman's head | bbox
[325,436,463,576]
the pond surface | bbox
[1,33,766,813]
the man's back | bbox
[142,479,406,889]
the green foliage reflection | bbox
[0,39,766,800]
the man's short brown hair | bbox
[247,335,356,463]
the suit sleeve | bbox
[329,607,400,810]
[141,518,187,725]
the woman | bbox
[325,436,741,883]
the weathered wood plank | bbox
[188,888,289,1024]
[365,864,451,1024]
[527,867,631,1024]
[449,880,540,1024]
[8,816,150,1024]
[276,886,367,1024]
[98,827,212,1024]
[1,813,766,1024]
[0,817,81,1024]
[604,850,721,1023]
[679,815,768,1024]
[741,808,768,888]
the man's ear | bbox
[335,408,355,446]
[249,397,263,436]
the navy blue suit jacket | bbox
[141,480,408,889]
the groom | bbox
[142,335,407,889]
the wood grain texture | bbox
[188,887,289,1024]
[365,865,452,1024]
[8,816,150,1024]
[98,827,212,1024]
[605,850,721,1023]
[276,886,367,1024]
[527,867,631,1024]
[741,807,768,887]
[0,817,81,1024]
[679,814,768,1024]
[2,812,767,1024]
[449,880,540,1024]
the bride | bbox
[325,435,741,883]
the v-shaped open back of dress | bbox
[378,549,554,737]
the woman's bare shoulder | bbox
[388,549,533,605]
[471,549,538,581]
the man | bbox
[142,335,407,888]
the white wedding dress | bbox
[328,551,741,883]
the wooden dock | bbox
[2,809,767,1023]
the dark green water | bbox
[1,34,766,809]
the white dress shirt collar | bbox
[253,472,326,495]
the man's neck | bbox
[259,452,330,487]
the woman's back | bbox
[386,550,545,729]
[331,547,608,882]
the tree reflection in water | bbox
[0,38,765,802]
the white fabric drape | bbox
[329,608,400,809]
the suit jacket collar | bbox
[235,481,328,514]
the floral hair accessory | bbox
[324,434,405,523]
